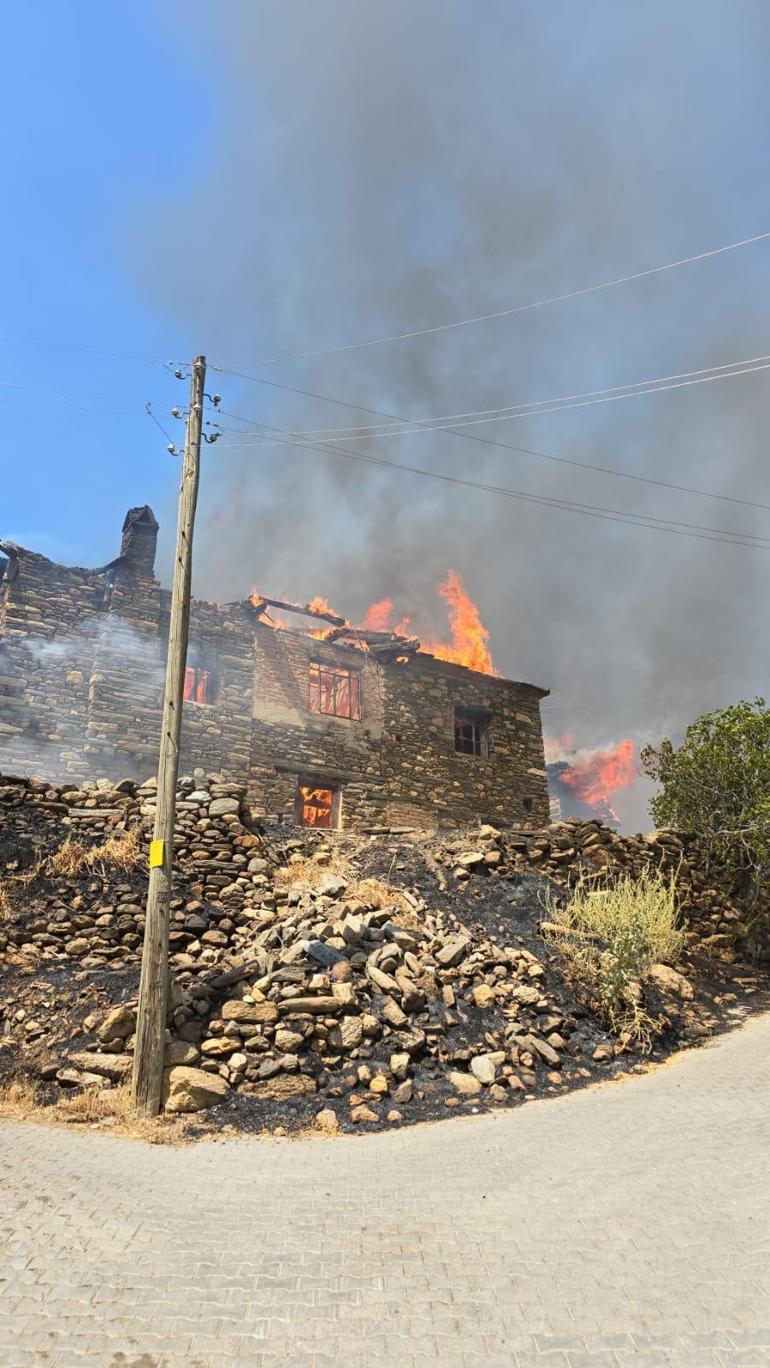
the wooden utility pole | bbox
[131,355,206,1116]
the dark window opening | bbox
[454,709,489,758]
[297,783,337,828]
[309,662,361,720]
[523,797,534,813]
[184,665,214,705]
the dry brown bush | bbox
[45,836,89,877]
[350,876,413,914]
[46,826,142,879]
[0,1078,41,1118]
[273,857,415,922]
[273,854,351,890]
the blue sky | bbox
[0,6,200,563]
[3,2,770,827]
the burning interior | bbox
[297,784,338,828]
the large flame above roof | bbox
[249,571,497,674]
[361,572,496,675]
[420,570,496,675]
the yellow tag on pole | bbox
[149,839,165,869]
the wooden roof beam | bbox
[245,595,347,628]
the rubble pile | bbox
[0,772,766,1133]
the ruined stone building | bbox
[0,507,549,830]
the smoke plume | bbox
[129,1,770,829]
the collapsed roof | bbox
[245,593,421,664]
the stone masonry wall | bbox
[0,521,549,831]
[247,624,548,829]
[0,773,764,969]
[0,548,254,788]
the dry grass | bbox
[0,1080,194,1145]
[351,876,414,917]
[0,1078,41,1118]
[0,880,12,921]
[46,826,142,879]
[273,857,415,920]
[543,868,686,1050]
[273,854,351,890]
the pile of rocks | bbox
[0,771,765,1132]
[10,875,634,1127]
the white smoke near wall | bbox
[0,615,165,784]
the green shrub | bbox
[543,867,685,1050]
[641,698,770,894]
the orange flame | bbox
[299,784,333,827]
[422,571,496,675]
[250,588,285,628]
[361,597,412,637]
[547,734,637,821]
[253,575,496,676]
[307,595,335,617]
[362,598,395,631]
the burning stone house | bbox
[0,506,550,830]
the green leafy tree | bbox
[640,698,770,894]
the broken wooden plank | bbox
[246,595,347,627]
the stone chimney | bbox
[120,506,159,577]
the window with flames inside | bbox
[183,665,213,705]
[298,784,336,828]
[454,708,489,758]
[308,661,361,720]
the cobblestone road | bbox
[2,1013,770,1367]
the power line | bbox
[215,378,770,517]
[0,335,179,367]
[0,376,177,422]
[145,402,175,445]
[0,394,145,417]
[218,353,770,444]
[225,353,770,437]
[240,412,770,516]
[0,377,133,402]
[217,419,770,551]
[222,230,770,368]
[213,352,770,431]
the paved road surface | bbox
[2,1014,770,1367]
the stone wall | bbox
[0,510,550,831]
[248,625,549,829]
[0,773,764,969]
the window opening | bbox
[309,662,361,720]
[184,665,212,705]
[454,709,489,758]
[298,784,335,828]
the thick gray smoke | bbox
[131,0,770,829]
